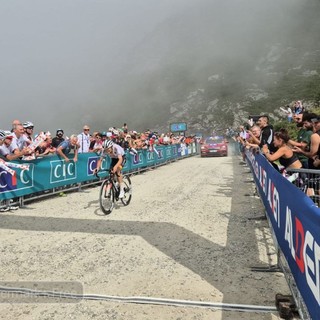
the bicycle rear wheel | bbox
[121,175,132,206]
[99,180,115,215]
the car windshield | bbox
[205,137,224,143]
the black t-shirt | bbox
[259,125,277,153]
[52,137,65,148]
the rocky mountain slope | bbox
[93,0,320,134]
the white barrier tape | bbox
[0,286,277,313]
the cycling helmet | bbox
[113,129,119,135]
[0,130,13,140]
[103,139,114,149]
[0,130,6,139]
[23,121,34,128]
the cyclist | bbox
[94,139,126,198]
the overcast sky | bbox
[0,0,190,133]
[0,0,311,134]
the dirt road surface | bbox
[0,152,291,319]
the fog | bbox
[0,0,315,135]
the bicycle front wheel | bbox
[121,175,132,206]
[99,180,115,215]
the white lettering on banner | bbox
[89,159,96,172]
[246,152,281,228]
[100,158,107,170]
[263,169,267,195]
[248,150,320,307]
[147,152,154,161]
[50,160,77,183]
[304,231,320,305]
[284,207,295,259]
[20,169,30,184]
[68,163,73,175]
[54,164,61,178]
[267,180,280,228]
[54,163,74,178]
[0,171,8,188]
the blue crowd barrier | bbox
[0,143,197,201]
[246,149,320,320]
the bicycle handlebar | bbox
[95,169,120,179]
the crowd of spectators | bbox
[0,120,196,162]
[279,100,305,123]
[235,102,320,200]
[235,100,319,171]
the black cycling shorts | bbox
[110,156,126,170]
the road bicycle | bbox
[96,169,132,215]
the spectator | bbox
[23,121,35,141]
[56,135,79,162]
[289,112,315,168]
[122,134,137,155]
[52,129,65,148]
[0,131,29,161]
[262,129,302,170]
[91,132,103,153]
[280,106,293,122]
[238,126,249,162]
[89,132,99,152]
[11,119,22,132]
[122,123,128,134]
[163,133,171,145]
[293,116,320,169]
[12,124,31,151]
[293,113,303,124]
[35,135,56,157]
[246,125,261,150]
[77,125,91,153]
[256,115,277,153]
[293,100,304,115]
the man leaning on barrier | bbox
[56,135,79,163]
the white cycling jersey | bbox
[99,143,125,159]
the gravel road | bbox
[0,151,291,319]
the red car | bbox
[200,136,228,157]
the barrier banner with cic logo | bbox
[0,143,195,201]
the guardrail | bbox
[245,149,320,320]
[0,143,197,208]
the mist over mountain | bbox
[104,0,320,134]
[1,0,319,135]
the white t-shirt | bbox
[11,133,30,151]
[77,133,91,153]
[0,143,17,158]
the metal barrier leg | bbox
[19,196,25,208]
[275,293,299,320]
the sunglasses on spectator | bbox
[84,129,90,131]
[26,127,34,130]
